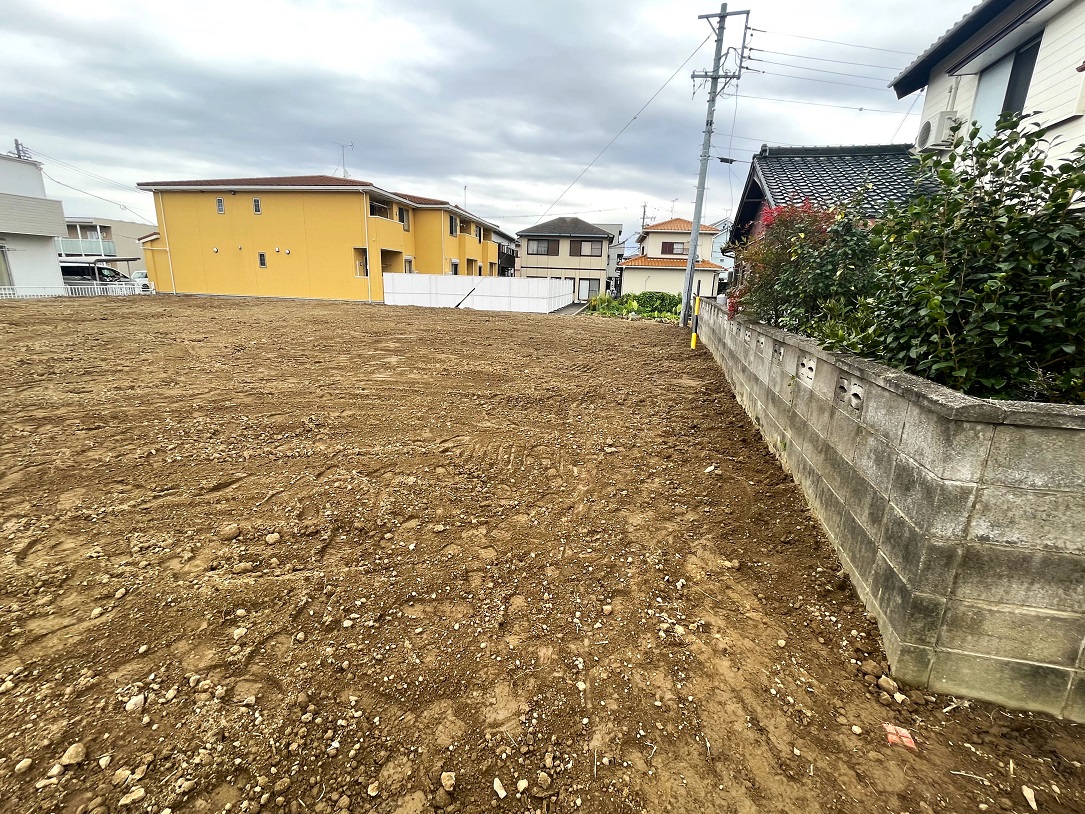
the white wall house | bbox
[893,0,1085,162]
[0,155,66,295]
[617,218,722,299]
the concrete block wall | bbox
[697,301,1085,720]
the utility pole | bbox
[12,139,32,160]
[640,202,648,230]
[679,4,749,328]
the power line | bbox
[533,34,712,224]
[41,172,155,224]
[28,147,145,195]
[751,28,918,56]
[731,92,911,115]
[891,92,923,141]
[752,48,903,71]
[749,56,893,82]
[751,68,893,90]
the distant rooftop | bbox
[642,218,721,234]
[138,175,373,189]
[517,217,614,238]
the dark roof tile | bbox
[517,217,613,238]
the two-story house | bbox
[137,175,503,302]
[892,0,1085,161]
[617,218,723,299]
[0,154,67,295]
[516,217,614,301]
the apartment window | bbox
[370,199,390,218]
[489,262,497,276]
[475,225,482,241]
[460,219,470,233]
[253,197,262,215]
[973,37,1042,137]
[216,197,225,214]
[451,260,459,275]
[258,252,267,268]
[571,240,603,257]
[527,239,558,256]
[355,248,369,277]
[404,257,414,273]
[661,241,688,255]
[398,207,410,231]
[449,215,458,236]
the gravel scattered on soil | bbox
[0,296,1081,813]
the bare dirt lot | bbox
[0,296,1082,814]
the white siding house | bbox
[893,0,1085,163]
[0,155,66,295]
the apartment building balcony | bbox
[56,237,117,256]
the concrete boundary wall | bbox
[697,300,1085,720]
[383,274,573,313]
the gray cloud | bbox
[1,0,961,234]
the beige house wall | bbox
[621,267,718,298]
[640,231,715,259]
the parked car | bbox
[130,270,153,292]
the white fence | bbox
[0,283,155,300]
[383,274,573,313]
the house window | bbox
[398,207,410,231]
[258,252,267,268]
[475,225,482,241]
[449,215,458,236]
[661,241,688,255]
[355,248,369,277]
[370,199,390,218]
[973,37,1042,136]
[216,197,225,214]
[451,260,459,275]
[489,262,497,276]
[0,246,12,287]
[571,240,603,257]
[253,197,262,215]
[527,239,558,255]
[404,257,414,273]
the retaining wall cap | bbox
[704,303,1084,429]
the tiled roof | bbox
[618,255,722,270]
[517,217,613,238]
[643,218,720,233]
[729,143,919,244]
[759,144,917,213]
[138,175,373,188]
[395,191,449,205]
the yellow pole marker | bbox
[691,295,701,349]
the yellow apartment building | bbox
[136,175,502,302]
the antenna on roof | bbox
[331,142,354,178]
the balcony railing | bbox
[56,237,117,256]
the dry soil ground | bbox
[0,297,1081,814]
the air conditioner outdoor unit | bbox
[915,110,959,151]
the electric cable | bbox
[749,56,894,82]
[41,172,155,224]
[750,28,918,56]
[533,34,713,224]
[751,48,903,71]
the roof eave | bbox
[890,0,1022,98]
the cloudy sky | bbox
[1,0,967,242]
